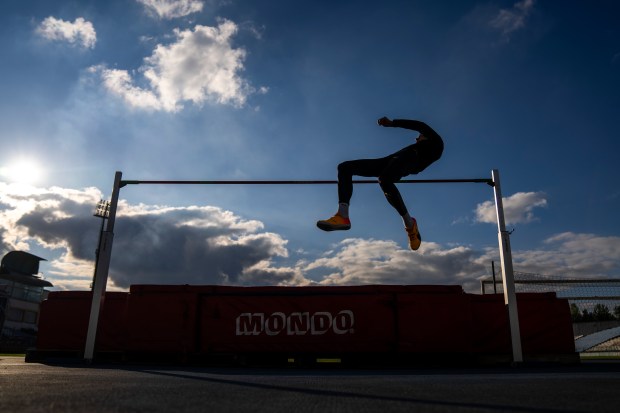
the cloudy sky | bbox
[1,0,619,292]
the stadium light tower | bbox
[92,200,111,290]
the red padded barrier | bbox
[397,292,472,353]
[200,285,466,354]
[37,291,90,351]
[469,293,576,355]
[469,293,512,354]
[201,293,396,353]
[125,285,215,354]
[516,293,576,354]
[36,291,128,352]
[34,284,576,361]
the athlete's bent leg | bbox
[378,178,408,216]
[379,156,422,250]
[337,158,390,204]
[378,156,409,216]
[317,158,389,232]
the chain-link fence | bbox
[480,272,620,355]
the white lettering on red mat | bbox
[235,310,354,336]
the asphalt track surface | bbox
[2,356,620,412]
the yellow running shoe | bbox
[406,219,422,250]
[317,214,351,231]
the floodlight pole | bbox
[84,171,122,362]
[492,169,523,363]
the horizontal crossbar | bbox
[120,178,494,188]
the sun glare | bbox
[0,159,44,185]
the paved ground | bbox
[2,356,620,412]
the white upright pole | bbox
[84,171,122,362]
[492,169,523,363]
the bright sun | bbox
[0,159,44,185]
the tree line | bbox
[570,303,620,322]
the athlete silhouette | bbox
[317,117,444,250]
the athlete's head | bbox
[416,134,428,143]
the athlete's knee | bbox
[338,161,352,172]
[338,161,354,177]
[378,174,398,188]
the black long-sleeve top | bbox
[391,119,444,162]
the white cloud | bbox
[489,0,535,38]
[94,20,257,111]
[36,16,96,49]
[475,232,620,284]
[305,238,486,292]
[137,0,204,19]
[3,184,619,293]
[0,183,102,253]
[0,183,309,289]
[475,191,547,225]
[98,67,164,111]
[514,233,620,276]
[46,251,97,291]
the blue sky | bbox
[1,0,619,292]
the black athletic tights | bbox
[337,145,420,217]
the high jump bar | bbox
[86,170,521,364]
[120,178,494,187]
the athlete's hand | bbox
[377,116,393,127]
